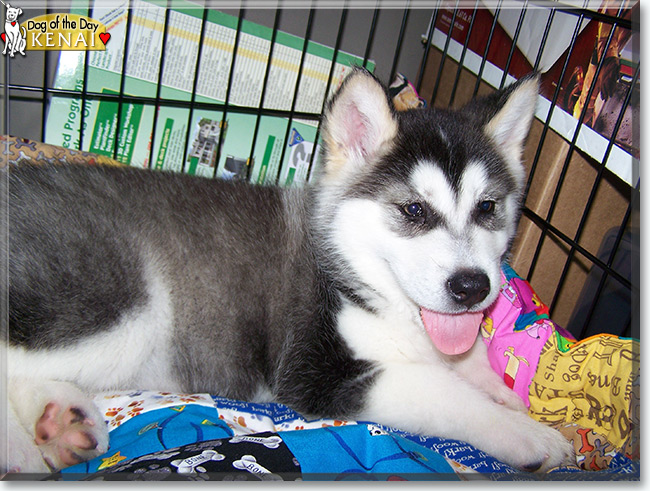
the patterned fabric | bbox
[49,388,639,481]
[481,266,553,406]
[1,134,121,168]
[55,392,462,481]
[482,264,640,471]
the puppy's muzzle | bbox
[448,270,490,308]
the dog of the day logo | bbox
[1,0,110,57]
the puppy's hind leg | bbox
[6,377,109,474]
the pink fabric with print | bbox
[481,272,554,407]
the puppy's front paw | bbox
[7,378,110,473]
[500,412,576,473]
[34,400,109,471]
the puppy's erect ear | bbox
[464,74,540,185]
[320,68,398,182]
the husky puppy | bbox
[2,69,574,475]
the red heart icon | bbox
[99,32,110,45]
[0,33,5,43]
[11,21,15,26]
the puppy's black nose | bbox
[448,271,490,308]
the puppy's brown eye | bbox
[402,203,424,217]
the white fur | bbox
[7,261,177,392]
[337,298,435,365]
[358,350,573,472]
[337,293,572,472]
[335,292,570,472]
[329,198,416,315]
[407,162,512,309]
[323,72,573,472]
[6,377,110,472]
[321,74,397,186]
[328,160,511,317]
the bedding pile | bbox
[45,385,637,481]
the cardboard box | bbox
[514,119,632,329]
[419,52,632,330]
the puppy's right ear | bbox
[462,74,540,186]
[320,69,398,183]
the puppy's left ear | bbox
[465,74,540,182]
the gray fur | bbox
[6,163,373,412]
[4,72,537,414]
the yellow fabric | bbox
[529,331,639,453]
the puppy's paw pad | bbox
[34,402,108,470]
[521,460,544,473]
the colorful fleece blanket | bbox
[48,388,637,482]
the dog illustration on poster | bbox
[1,1,26,57]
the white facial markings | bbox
[410,161,492,233]
[409,164,456,220]
[327,159,515,317]
[459,162,492,224]
[399,161,509,312]
[330,198,419,314]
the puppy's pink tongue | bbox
[420,308,484,355]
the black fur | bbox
[352,105,517,200]
[344,104,517,242]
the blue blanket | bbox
[49,391,638,481]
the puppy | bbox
[2,69,574,475]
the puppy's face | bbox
[318,69,540,355]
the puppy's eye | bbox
[478,200,495,213]
[402,202,424,217]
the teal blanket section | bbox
[61,404,233,475]
[281,424,459,480]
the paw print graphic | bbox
[179,396,200,403]
[105,407,124,417]
[128,406,144,418]
[127,400,145,417]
